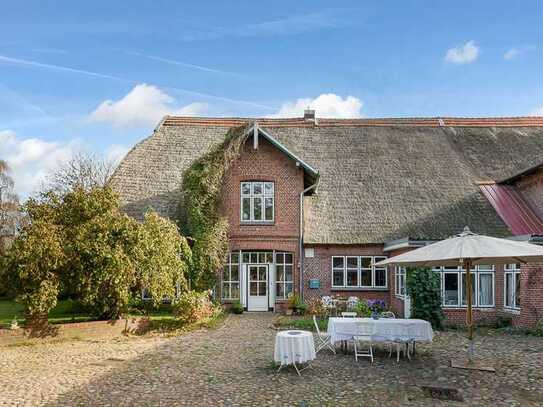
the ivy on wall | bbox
[406,267,444,329]
[181,125,250,290]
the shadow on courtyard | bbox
[47,314,543,406]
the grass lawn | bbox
[0,298,96,328]
[273,315,328,331]
[0,299,24,327]
[0,299,177,328]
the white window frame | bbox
[441,269,461,307]
[331,255,388,289]
[240,181,274,223]
[504,264,521,311]
[395,266,406,298]
[476,271,495,307]
[436,266,495,308]
[275,252,294,300]
[222,252,240,300]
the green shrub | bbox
[173,290,215,324]
[4,186,192,320]
[181,126,250,290]
[406,267,444,329]
[230,300,244,314]
[287,293,302,310]
[307,297,327,317]
[296,302,308,315]
[495,315,513,329]
[355,299,371,317]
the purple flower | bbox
[368,300,385,312]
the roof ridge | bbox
[161,115,543,128]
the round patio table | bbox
[274,330,316,375]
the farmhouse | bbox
[111,112,543,328]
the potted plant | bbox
[296,302,308,315]
[368,300,385,319]
[286,293,301,316]
[231,300,244,314]
[355,299,371,317]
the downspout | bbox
[299,180,318,301]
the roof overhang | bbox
[507,234,543,245]
[244,123,319,188]
[498,160,543,184]
[383,237,436,252]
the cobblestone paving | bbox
[1,313,542,406]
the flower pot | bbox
[285,309,293,316]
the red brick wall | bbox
[220,136,305,300]
[446,263,543,329]
[516,168,543,216]
[303,244,389,305]
[513,169,543,327]
[509,263,543,327]
[386,249,543,328]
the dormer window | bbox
[241,181,274,222]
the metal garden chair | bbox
[313,315,336,354]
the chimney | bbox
[304,109,315,122]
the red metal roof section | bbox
[162,116,543,128]
[479,183,543,235]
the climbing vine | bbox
[181,125,250,290]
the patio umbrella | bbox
[375,227,543,365]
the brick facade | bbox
[215,131,543,327]
[219,136,305,306]
[387,252,543,329]
[510,263,543,327]
[303,244,389,305]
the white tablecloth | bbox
[327,317,433,345]
[274,330,316,365]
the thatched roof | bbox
[110,116,543,244]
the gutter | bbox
[299,180,319,301]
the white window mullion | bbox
[357,257,362,290]
[343,256,347,288]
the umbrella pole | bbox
[464,259,475,361]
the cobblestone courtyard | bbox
[1,313,543,406]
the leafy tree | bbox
[0,160,19,255]
[60,188,141,318]
[4,186,192,320]
[406,267,444,329]
[3,214,64,318]
[136,211,191,308]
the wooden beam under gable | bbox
[253,122,259,150]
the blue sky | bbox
[1,1,543,197]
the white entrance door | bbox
[248,265,269,311]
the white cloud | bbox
[88,84,209,128]
[0,130,81,198]
[504,45,536,60]
[444,40,479,64]
[271,93,363,118]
